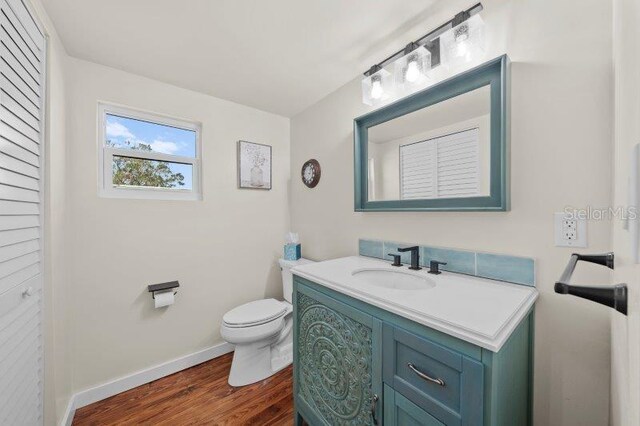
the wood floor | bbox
[72,353,294,425]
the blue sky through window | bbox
[106,114,196,189]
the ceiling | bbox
[41,0,438,117]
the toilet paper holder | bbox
[148,281,180,299]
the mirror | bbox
[354,55,508,211]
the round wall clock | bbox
[301,159,321,188]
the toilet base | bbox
[227,323,293,387]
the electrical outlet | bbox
[555,212,587,247]
[562,218,577,240]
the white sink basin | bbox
[351,268,436,291]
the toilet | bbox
[221,257,314,386]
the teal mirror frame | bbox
[354,55,509,212]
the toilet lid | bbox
[223,298,288,327]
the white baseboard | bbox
[60,342,234,425]
[60,397,75,426]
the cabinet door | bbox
[294,280,382,425]
[384,385,444,426]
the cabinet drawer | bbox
[383,324,484,426]
[384,384,444,426]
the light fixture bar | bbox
[363,2,483,76]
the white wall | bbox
[63,58,290,392]
[30,2,292,416]
[611,0,640,424]
[290,0,613,424]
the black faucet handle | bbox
[429,260,448,275]
[387,253,402,267]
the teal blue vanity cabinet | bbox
[293,276,533,426]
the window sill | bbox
[99,188,202,201]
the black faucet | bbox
[428,260,448,275]
[387,253,402,267]
[397,246,421,270]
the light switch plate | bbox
[554,212,587,247]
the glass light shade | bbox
[393,46,431,93]
[440,14,485,70]
[362,68,393,106]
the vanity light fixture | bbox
[361,2,484,105]
[440,12,486,71]
[394,42,431,94]
[362,65,393,106]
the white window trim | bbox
[97,103,202,200]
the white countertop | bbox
[292,256,538,352]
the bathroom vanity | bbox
[292,256,537,426]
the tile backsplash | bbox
[358,239,535,287]
[358,239,384,259]
[422,246,476,275]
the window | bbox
[98,104,201,200]
[400,128,480,200]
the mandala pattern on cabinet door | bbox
[297,293,373,425]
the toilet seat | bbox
[223,298,288,328]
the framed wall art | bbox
[237,140,272,190]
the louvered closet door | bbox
[400,128,480,200]
[0,0,45,424]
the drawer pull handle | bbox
[407,363,445,387]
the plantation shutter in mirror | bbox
[400,128,480,200]
[0,0,45,424]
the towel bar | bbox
[554,253,627,315]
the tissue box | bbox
[284,243,301,260]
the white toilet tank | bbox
[279,258,314,303]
